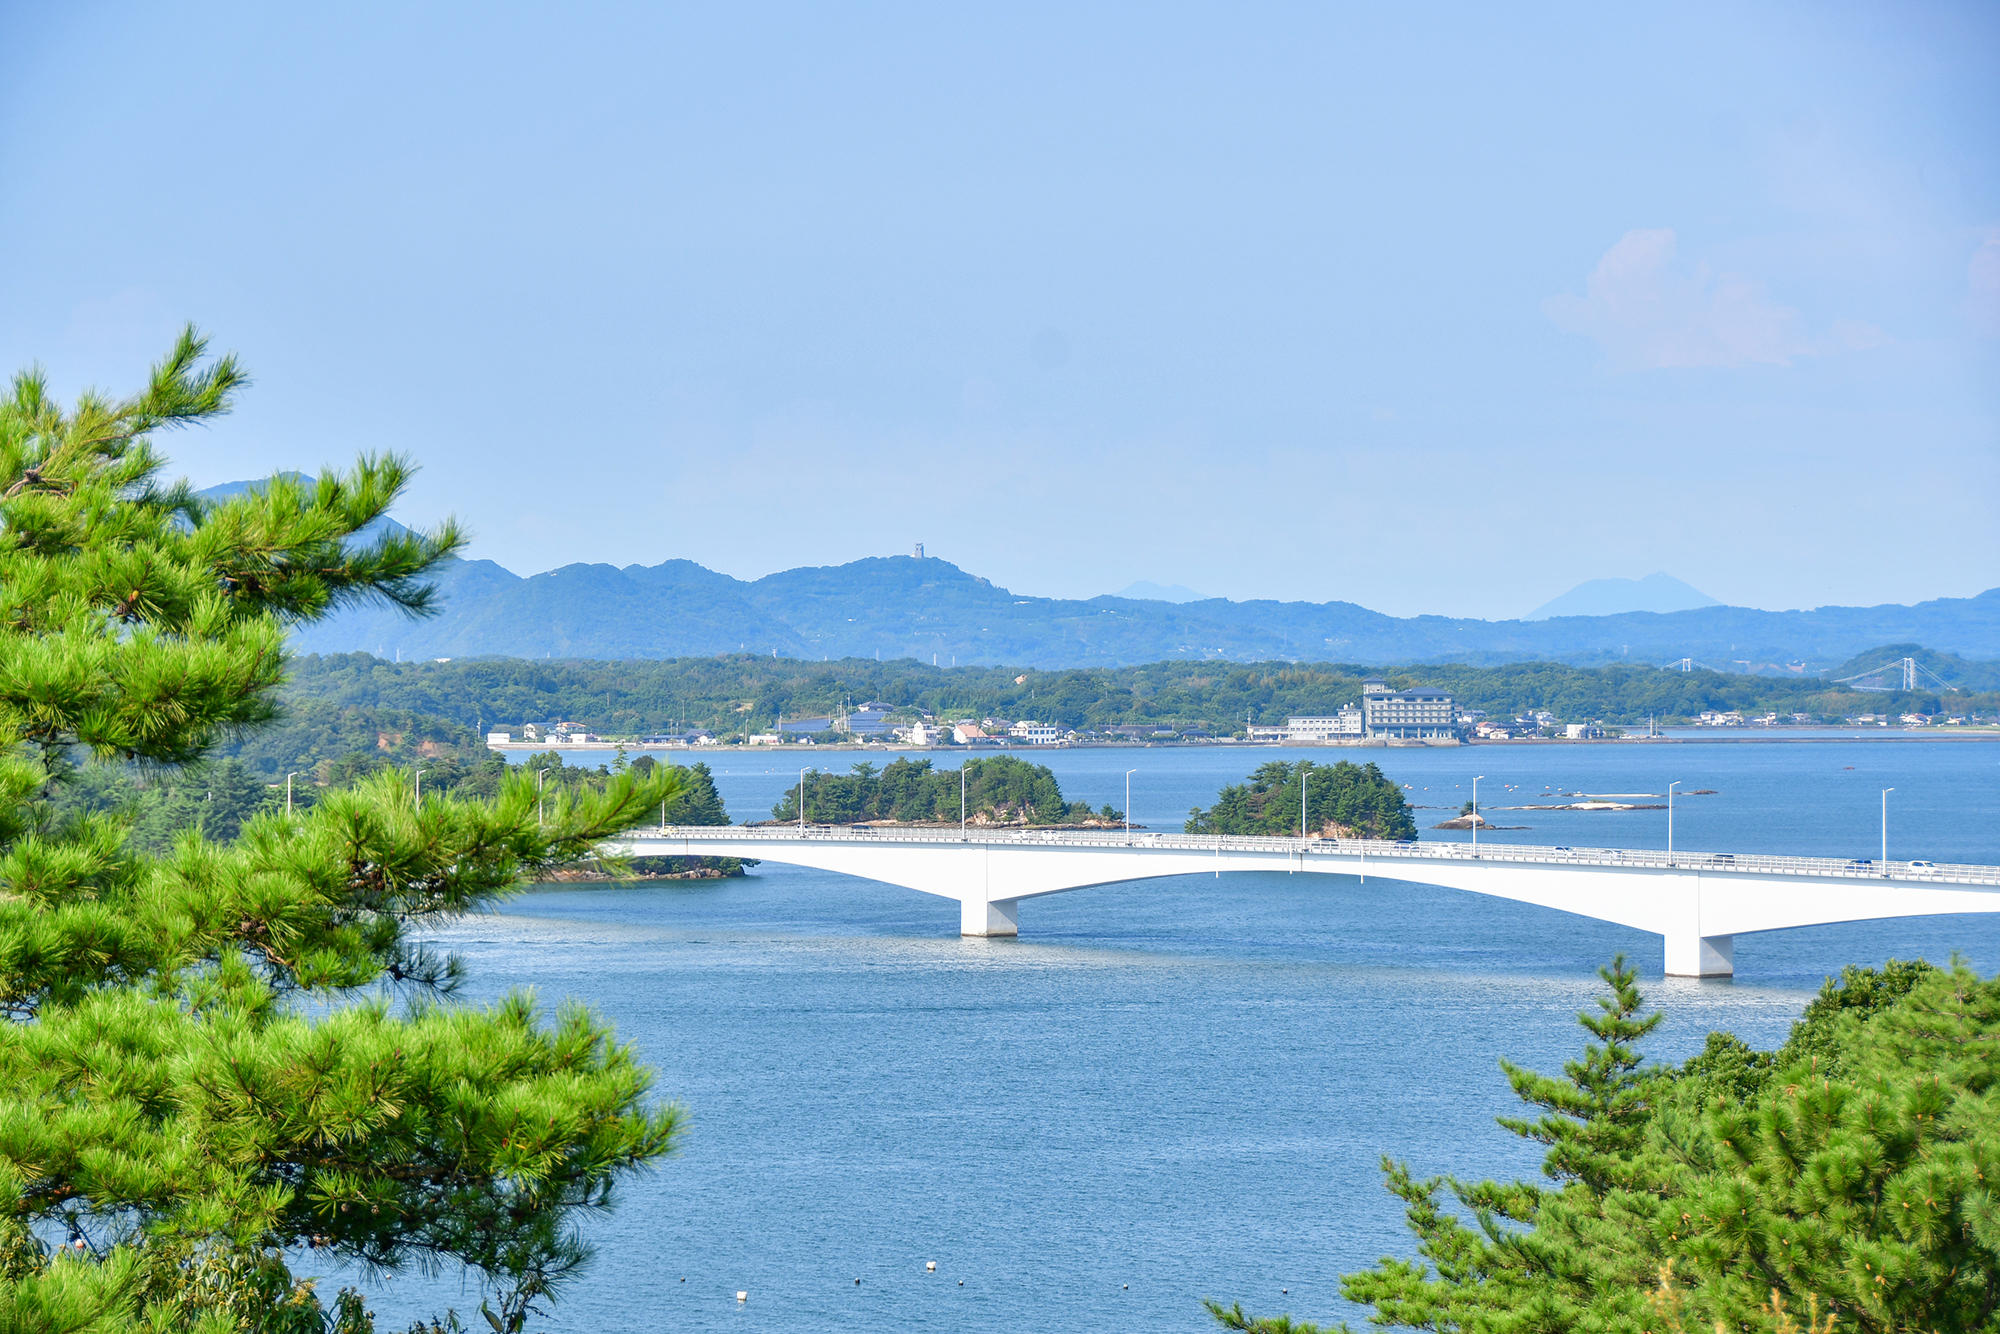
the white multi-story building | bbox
[1279,707,1364,742]
[1249,685,1458,743]
[1360,680,1458,740]
[1009,720,1060,746]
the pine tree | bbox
[0,331,686,1331]
[1186,761,1416,841]
[1208,957,2000,1334]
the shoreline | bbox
[489,730,2000,756]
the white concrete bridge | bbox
[611,826,2000,977]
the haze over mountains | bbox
[1526,573,1721,620]
[289,544,2000,672]
[1114,581,1205,604]
[200,481,1995,671]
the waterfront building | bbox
[1281,707,1364,742]
[1360,680,1458,739]
[1250,688,1457,742]
[1008,720,1059,746]
[842,702,896,737]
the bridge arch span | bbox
[612,827,2000,979]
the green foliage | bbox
[1186,761,1417,841]
[771,756,1112,825]
[270,650,1998,739]
[0,333,685,1331]
[621,757,742,875]
[1776,957,1938,1078]
[1209,956,2000,1334]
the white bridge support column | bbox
[1658,868,1733,978]
[961,896,1019,937]
[1664,931,1734,978]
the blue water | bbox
[357,740,2000,1331]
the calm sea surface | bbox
[356,738,2000,1332]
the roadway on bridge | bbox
[611,826,2000,978]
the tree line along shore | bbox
[268,647,1998,751]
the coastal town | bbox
[484,675,1995,753]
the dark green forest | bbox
[1186,760,1419,840]
[772,756,1116,826]
[274,649,1996,740]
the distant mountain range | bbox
[204,480,2000,671]
[1527,573,1720,620]
[289,551,2000,673]
[1115,580,1205,604]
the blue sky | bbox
[4,3,1995,618]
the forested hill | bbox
[286,549,2000,671]
[277,650,1998,738]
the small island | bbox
[772,756,1122,827]
[1185,760,1418,840]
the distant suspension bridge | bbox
[1661,653,1959,691]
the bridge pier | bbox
[961,897,1019,938]
[1664,932,1733,979]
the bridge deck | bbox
[632,825,2000,888]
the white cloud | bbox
[1971,229,2000,337]
[1545,229,1874,370]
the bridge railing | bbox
[629,825,2000,888]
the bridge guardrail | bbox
[627,825,2000,888]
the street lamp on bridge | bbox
[1668,780,1681,864]
[1471,775,1485,853]
[1882,787,1894,872]
[1125,769,1137,845]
